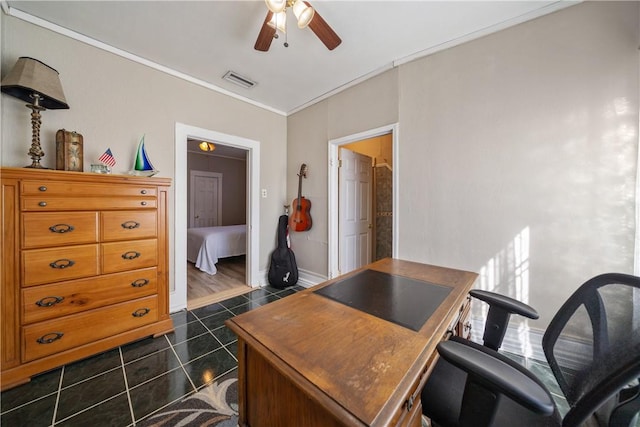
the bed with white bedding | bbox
[187,224,247,275]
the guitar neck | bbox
[296,174,303,207]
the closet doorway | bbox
[328,124,399,279]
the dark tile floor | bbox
[2,283,569,427]
[1,285,303,427]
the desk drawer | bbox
[22,244,99,287]
[454,296,472,338]
[22,268,158,324]
[22,212,98,249]
[101,211,157,241]
[101,239,157,274]
[23,296,158,362]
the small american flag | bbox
[98,148,116,167]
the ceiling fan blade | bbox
[255,10,276,52]
[305,2,341,51]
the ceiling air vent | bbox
[222,71,256,89]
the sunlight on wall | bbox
[474,227,535,357]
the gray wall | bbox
[187,152,247,226]
[288,1,640,333]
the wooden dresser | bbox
[1,167,173,390]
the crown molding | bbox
[4,6,287,117]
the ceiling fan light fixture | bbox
[265,0,286,13]
[267,11,287,33]
[199,141,215,152]
[292,0,314,28]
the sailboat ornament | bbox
[129,135,158,177]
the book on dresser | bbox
[0,167,174,390]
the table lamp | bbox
[1,57,69,168]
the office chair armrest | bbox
[469,290,539,350]
[469,290,539,319]
[436,340,555,416]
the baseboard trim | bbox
[297,268,328,288]
[257,267,327,289]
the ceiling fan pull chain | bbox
[284,13,289,47]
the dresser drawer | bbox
[22,212,98,249]
[22,196,156,211]
[101,211,158,241]
[22,181,157,197]
[22,267,158,324]
[101,239,157,274]
[23,296,159,362]
[22,244,99,287]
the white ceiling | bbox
[5,1,576,115]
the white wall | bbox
[1,14,288,303]
[398,1,639,327]
[288,1,640,337]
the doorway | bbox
[173,123,260,313]
[328,124,399,279]
[186,141,248,309]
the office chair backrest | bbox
[542,273,640,426]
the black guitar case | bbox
[268,215,298,289]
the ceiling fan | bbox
[255,0,342,52]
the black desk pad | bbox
[314,269,452,331]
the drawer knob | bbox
[39,186,47,192]
[141,201,147,206]
[37,332,64,344]
[36,296,65,307]
[121,221,140,230]
[406,395,415,412]
[49,223,75,233]
[132,308,150,317]
[38,201,48,207]
[50,259,75,269]
[131,278,150,288]
[141,190,147,195]
[122,251,141,260]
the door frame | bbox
[173,123,260,312]
[328,123,399,279]
[189,170,223,228]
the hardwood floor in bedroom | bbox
[187,255,250,309]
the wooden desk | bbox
[226,258,477,427]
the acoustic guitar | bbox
[289,163,312,232]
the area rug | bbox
[139,371,238,427]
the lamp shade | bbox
[265,0,286,13]
[1,57,69,109]
[292,0,314,28]
[267,11,287,33]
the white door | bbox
[339,148,372,274]
[190,171,222,228]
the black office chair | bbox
[421,273,640,427]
